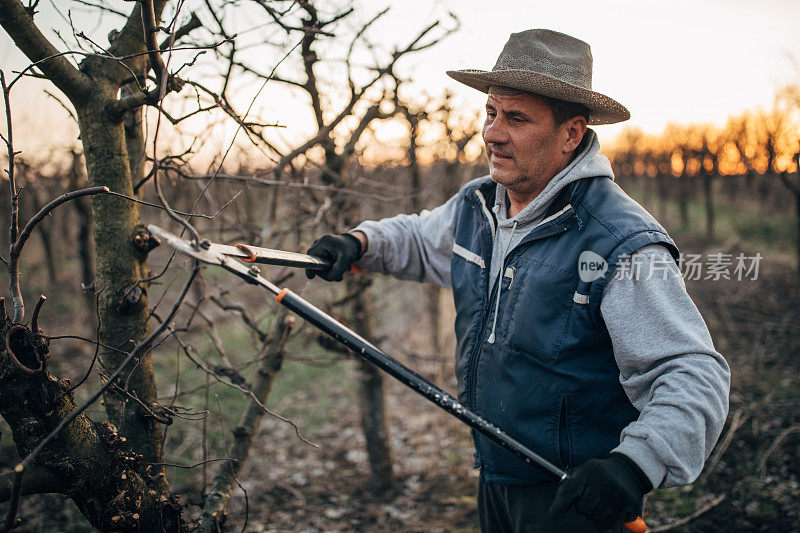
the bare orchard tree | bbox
[0,0,206,510]
[184,0,457,494]
[0,0,455,530]
[0,0,200,525]
[397,90,481,374]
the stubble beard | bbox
[490,163,546,201]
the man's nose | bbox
[483,117,508,144]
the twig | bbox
[702,408,750,479]
[7,186,109,322]
[649,494,727,532]
[172,331,315,447]
[100,374,174,425]
[1,70,22,324]
[30,295,45,333]
[5,43,231,92]
[70,0,127,17]
[44,334,130,356]
[43,89,77,124]
[142,458,236,470]
[0,0,91,101]
[758,424,800,478]
[103,187,237,219]
[199,310,233,367]
[148,0,203,246]
[204,394,250,533]
[184,172,411,202]
[159,12,201,50]
[208,295,268,342]
[202,372,210,494]
[68,292,103,393]
[140,0,165,84]
[188,36,303,218]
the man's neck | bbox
[506,186,545,218]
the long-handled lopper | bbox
[149,225,647,533]
[179,238,333,270]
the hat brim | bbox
[446,69,630,125]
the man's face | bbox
[483,92,574,199]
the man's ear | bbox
[563,116,588,154]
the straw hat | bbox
[447,29,630,125]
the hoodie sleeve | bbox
[601,244,731,489]
[350,191,460,288]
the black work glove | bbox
[305,233,362,282]
[548,452,652,528]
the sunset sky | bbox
[1,0,799,159]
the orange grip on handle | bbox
[348,264,364,274]
[624,517,647,533]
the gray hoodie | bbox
[353,130,730,489]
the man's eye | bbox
[511,116,525,123]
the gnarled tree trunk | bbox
[0,316,181,531]
[76,63,168,497]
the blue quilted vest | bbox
[451,176,679,485]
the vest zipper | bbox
[488,220,517,344]
[465,190,499,415]
[465,206,570,413]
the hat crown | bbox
[492,29,593,90]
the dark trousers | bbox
[478,478,625,533]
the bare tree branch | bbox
[172,330,315,447]
[43,89,78,124]
[8,186,109,322]
[271,13,456,177]
[758,424,800,478]
[2,264,200,530]
[208,295,268,342]
[199,313,295,532]
[106,0,165,59]
[0,0,90,103]
[70,0,127,18]
[140,0,166,84]
[342,101,394,157]
[159,11,202,50]
[184,172,409,202]
[649,495,727,532]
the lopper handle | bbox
[624,516,647,532]
[274,287,647,533]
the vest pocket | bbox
[497,258,574,365]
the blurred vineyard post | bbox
[775,86,800,280]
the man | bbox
[305,29,730,532]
